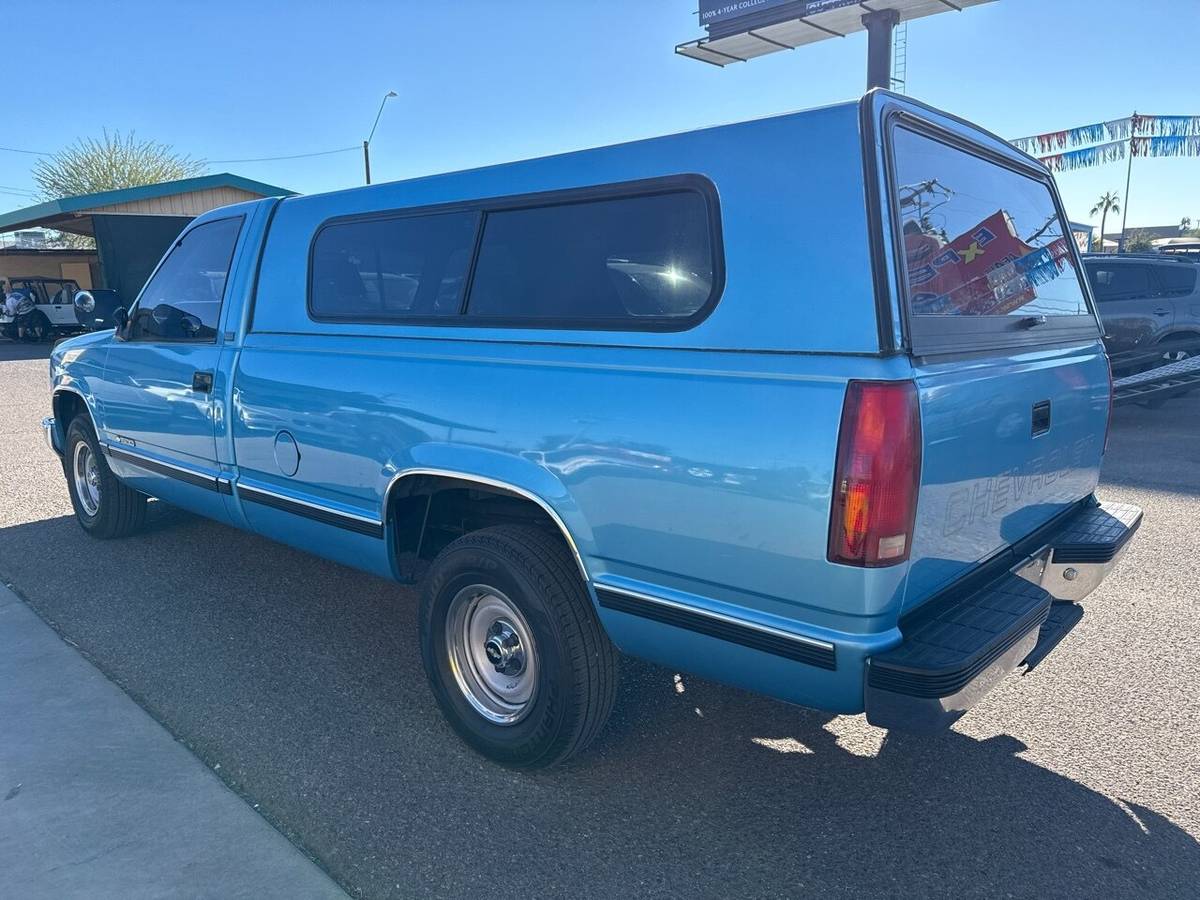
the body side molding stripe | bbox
[235,483,384,538]
[103,444,223,492]
[594,583,837,671]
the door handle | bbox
[1153,308,1171,316]
[192,370,214,393]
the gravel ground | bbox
[2,339,1197,899]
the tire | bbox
[63,415,147,539]
[24,311,52,343]
[419,524,618,769]
[1157,337,1197,399]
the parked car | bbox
[0,276,93,341]
[1081,254,1200,372]
[42,91,1140,768]
[1156,240,1200,258]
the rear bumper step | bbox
[865,497,1141,732]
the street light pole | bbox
[363,90,398,185]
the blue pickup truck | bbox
[44,92,1140,768]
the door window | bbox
[1085,264,1153,303]
[1155,264,1198,297]
[128,217,242,342]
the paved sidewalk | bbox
[0,584,346,900]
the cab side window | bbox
[129,217,242,342]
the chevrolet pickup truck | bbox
[44,92,1141,768]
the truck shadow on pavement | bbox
[0,339,53,363]
[2,509,1197,899]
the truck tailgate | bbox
[904,341,1110,610]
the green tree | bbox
[1182,216,1193,233]
[1090,191,1121,253]
[32,131,205,247]
[1124,229,1154,253]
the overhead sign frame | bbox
[678,0,997,87]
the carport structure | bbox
[0,174,293,304]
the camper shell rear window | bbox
[887,115,1100,354]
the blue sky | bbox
[3,0,1196,232]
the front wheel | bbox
[63,416,148,538]
[419,525,618,768]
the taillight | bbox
[827,380,922,567]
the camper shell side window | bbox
[306,175,725,333]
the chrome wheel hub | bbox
[73,441,101,517]
[445,585,537,725]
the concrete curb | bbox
[0,584,348,900]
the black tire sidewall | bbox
[27,311,51,342]
[420,539,578,767]
[63,417,113,534]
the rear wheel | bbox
[23,311,51,342]
[1152,336,1199,404]
[419,525,618,768]
[63,416,147,538]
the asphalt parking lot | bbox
[2,338,1198,899]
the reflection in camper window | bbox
[893,128,1089,318]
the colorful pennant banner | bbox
[1137,115,1200,137]
[1039,139,1127,173]
[1010,119,1132,154]
[1012,114,1200,171]
[1133,134,1200,158]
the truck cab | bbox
[43,91,1140,768]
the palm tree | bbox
[1090,192,1121,253]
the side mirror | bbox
[112,306,129,335]
[73,290,96,314]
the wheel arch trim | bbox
[51,384,95,444]
[382,467,590,583]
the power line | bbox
[206,146,358,164]
[0,142,360,164]
[0,145,51,157]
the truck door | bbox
[94,216,244,519]
[45,280,81,327]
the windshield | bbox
[893,127,1090,320]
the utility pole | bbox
[363,141,372,185]
[1118,110,1136,252]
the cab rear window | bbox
[890,124,1098,353]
